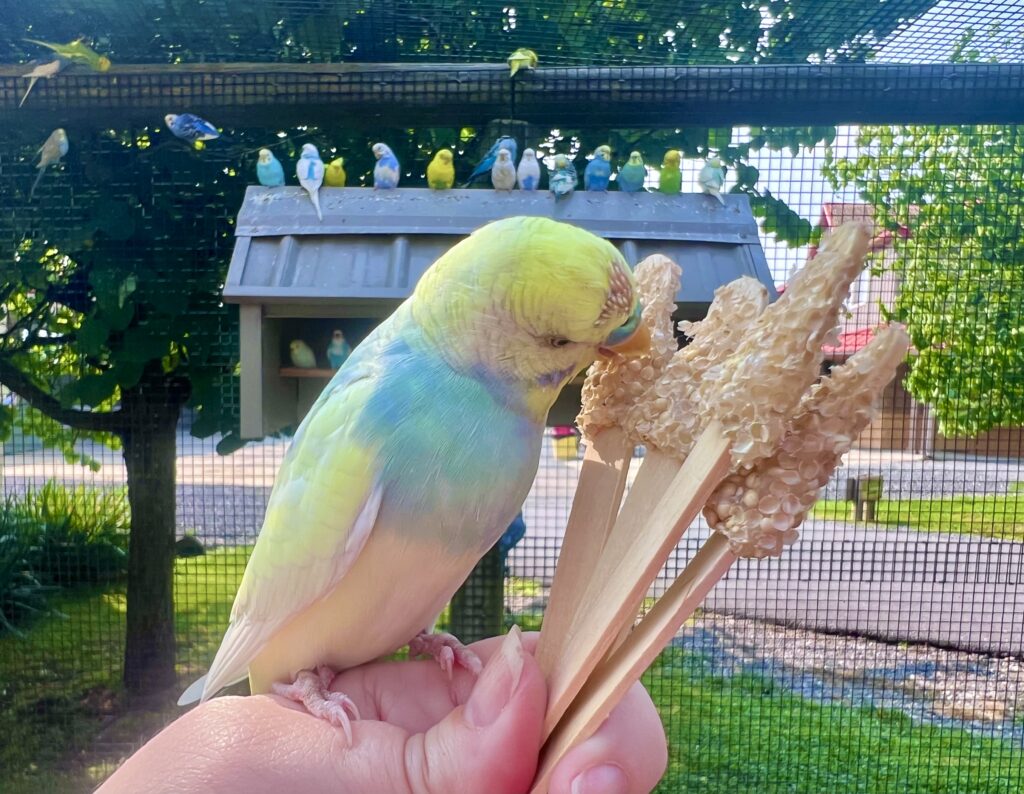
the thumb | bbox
[407,626,546,794]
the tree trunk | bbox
[120,380,182,694]
[449,544,505,644]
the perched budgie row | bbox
[251,135,730,207]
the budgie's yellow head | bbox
[97,56,112,72]
[412,217,648,419]
[663,150,681,167]
[433,149,453,165]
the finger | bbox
[546,681,667,794]
[98,629,547,794]
[406,627,547,794]
[329,629,545,733]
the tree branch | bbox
[0,357,125,434]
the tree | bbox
[825,124,1024,436]
[0,129,242,691]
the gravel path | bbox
[672,613,1024,744]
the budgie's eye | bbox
[548,337,572,348]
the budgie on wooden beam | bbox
[178,217,651,740]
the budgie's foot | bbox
[409,631,483,678]
[272,665,361,743]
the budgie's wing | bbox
[181,372,385,704]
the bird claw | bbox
[408,631,483,678]
[272,666,361,744]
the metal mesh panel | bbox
[0,1,1023,792]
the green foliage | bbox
[0,482,129,634]
[0,0,939,66]
[825,124,1024,436]
[812,495,1024,541]
[16,481,130,587]
[0,518,53,634]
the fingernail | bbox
[465,626,524,728]
[570,764,629,794]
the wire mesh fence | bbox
[1,1,1023,792]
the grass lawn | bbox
[811,494,1024,541]
[647,649,1022,793]
[1,548,1021,793]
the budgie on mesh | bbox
[178,217,650,741]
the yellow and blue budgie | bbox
[179,217,648,735]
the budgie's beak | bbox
[599,304,650,358]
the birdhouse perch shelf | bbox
[224,186,774,439]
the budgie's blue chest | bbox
[335,319,543,555]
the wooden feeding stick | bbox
[530,223,896,792]
[536,325,911,787]
[536,254,681,678]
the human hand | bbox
[99,628,667,794]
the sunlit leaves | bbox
[827,124,1024,436]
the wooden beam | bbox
[2,62,1023,128]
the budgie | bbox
[296,143,325,221]
[289,340,317,369]
[426,149,455,190]
[372,142,400,189]
[549,154,578,200]
[491,148,517,190]
[507,47,538,77]
[29,128,69,201]
[464,136,517,186]
[517,148,541,190]
[659,150,682,194]
[617,151,648,193]
[699,157,727,205]
[326,330,352,370]
[256,149,285,187]
[583,145,612,191]
[325,157,347,188]
[177,216,650,740]
[24,37,110,71]
[165,113,220,146]
[19,59,64,108]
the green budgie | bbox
[179,216,649,735]
[659,150,682,194]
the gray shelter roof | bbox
[224,187,774,319]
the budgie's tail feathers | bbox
[28,168,44,201]
[711,190,726,205]
[178,616,263,705]
[177,674,208,706]
[306,188,323,221]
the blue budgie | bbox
[177,216,650,741]
[699,157,727,205]
[549,154,578,200]
[617,151,648,193]
[256,148,285,187]
[584,145,612,191]
[326,330,352,370]
[464,136,517,186]
[165,113,220,145]
[372,142,400,189]
[517,148,541,190]
[296,143,325,220]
